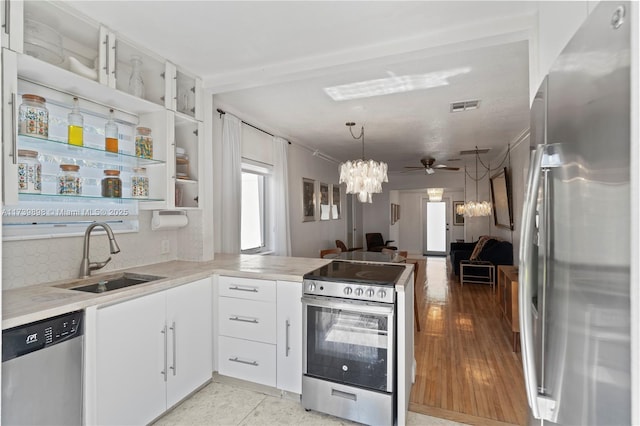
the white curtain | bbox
[221,114,242,253]
[271,136,291,256]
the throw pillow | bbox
[469,236,492,261]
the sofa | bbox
[449,237,513,276]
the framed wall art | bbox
[319,182,330,221]
[331,185,341,219]
[453,201,465,225]
[302,178,316,222]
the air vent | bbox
[450,99,480,112]
[460,148,491,155]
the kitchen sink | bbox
[68,273,165,293]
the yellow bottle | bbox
[68,97,83,146]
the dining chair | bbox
[320,247,341,258]
[365,233,397,252]
[335,240,362,252]
[408,260,421,332]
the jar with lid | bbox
[101,170,122,198]
[131,167,149,199]
[135,127,153,159]
[19,94,49,139]
[17,149,41,193]
[58,164,81,195]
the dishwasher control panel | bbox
[2,310,83,362]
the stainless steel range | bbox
[301,260,406,426]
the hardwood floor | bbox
[409,257,528,426]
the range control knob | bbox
[377,289,387,299]
[307,282,316,292]
[366,288,375,297]
[344,287,353,296]
[354,287,364,296]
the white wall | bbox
[287,144,347,258]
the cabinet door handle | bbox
[9,93,16,164]
[170,321,176,376]
[103,34,110,76]
[285,319,291,357]
[229,285,258,293]
[228,357,258,367]
[3,0,9,36]
[229,316,258,324]
[161,325,168,382]
[111,42,116,77]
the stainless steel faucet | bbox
[79,222,121,278]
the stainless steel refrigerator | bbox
[520,2,632,425]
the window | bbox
[241,162,271,253]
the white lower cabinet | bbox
[216,276,302,394]
[276,280,303,394]
[94,278,212,425]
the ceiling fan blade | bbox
[432,165,460,171]
[404,166,426,169]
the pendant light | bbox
[458,147,492,217]
[339,122,388,203]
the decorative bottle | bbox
[105,108,118,153]
[67,97,84,146]
[129,55,145,98]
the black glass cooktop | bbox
[303,260,406,285]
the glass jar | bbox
[17,149,41,193]
[135,127,153,159]
[101,169,122,198]
[18,94,49,139]
[128,55,145,98]
[131,167,149,199]
[58,164,81,195]
[68,96,84,146]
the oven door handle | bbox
[302,295,394,316]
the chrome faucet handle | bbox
[89,257,112,271]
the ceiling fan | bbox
[404,157,460,175]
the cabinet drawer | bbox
[218,336,276,387]
[218,276,276,302]
[218,297,276,344]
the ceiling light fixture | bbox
[427,188,444,202]
[339,122,388,203]
[456,147,492,217]
[324,68,471,101]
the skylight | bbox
[324,68,471,101]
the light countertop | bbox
[3,254,414,330]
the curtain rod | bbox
[216,108,291,144]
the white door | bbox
[423,200,447,255]
[96,292,166,425]
[166,278,213,408]
[276,280,303,394]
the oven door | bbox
[302,295,395,393]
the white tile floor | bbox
[153,378,466,426]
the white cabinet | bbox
[1,0,205,212]
[94,278,212,425]
[276,280,303,394]
[216,276,303,394]
[217,276,277,387]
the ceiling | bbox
[66,1,536,173]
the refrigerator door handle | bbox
[519,143,546,420]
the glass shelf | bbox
[18,134,165,167]
[19,193,164,202]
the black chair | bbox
[365,233,397,252]
[335,240,362,252]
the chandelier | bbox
[339,122,388,203]
[456,147,492,217]
[427,188,444,202]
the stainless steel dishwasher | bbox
[2,310,84,425]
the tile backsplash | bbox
[1,210,205,289]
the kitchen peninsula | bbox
[2,254,415,425]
